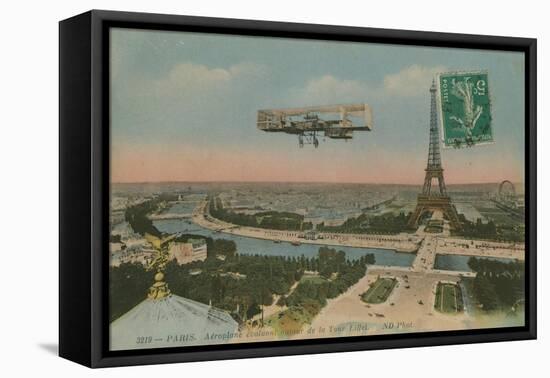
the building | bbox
[110,245,156,267]
[168,238,207,265]
[110,272,239,350]
[304,230,318,240]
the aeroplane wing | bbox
[257,103,373,132]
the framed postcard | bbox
[59,10,536,368]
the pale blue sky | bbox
[110,28,525,184]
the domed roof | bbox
[110,294,239,350]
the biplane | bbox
[257,103,372,148]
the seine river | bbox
[152,202,415,266]
[153,201,515,272]
[154,218,417,266]
[434,254,516,272]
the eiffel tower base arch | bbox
[407,194,462,230]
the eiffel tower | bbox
[407,80,462,230]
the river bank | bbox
[191,200,422,253]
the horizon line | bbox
[110,179,524,186]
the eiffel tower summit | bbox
[408,80,462,231]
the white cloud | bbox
[153,62,268,96]
[167,63,232,85]
[289,65,446,106]
[383,64,447,97]
[290,75,368,105]
[228,62,267,78]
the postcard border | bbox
[59,9,536,368]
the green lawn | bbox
[300,275,328,284]
[361,278,397,304]
[434,282,464,313]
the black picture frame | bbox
[59,9,537,368]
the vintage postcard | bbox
[108,29,526,351]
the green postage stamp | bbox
[437,71,493,148]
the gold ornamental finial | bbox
[144,232,178,300]
[148,271,171,300]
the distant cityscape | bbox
[111,181,525,247]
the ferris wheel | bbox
[498,180,517,204]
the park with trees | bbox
[110,246,375,327]
[317,212,409,235]
[456,214,525,242]
[467,257,525,312]
[208,195,313,231]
